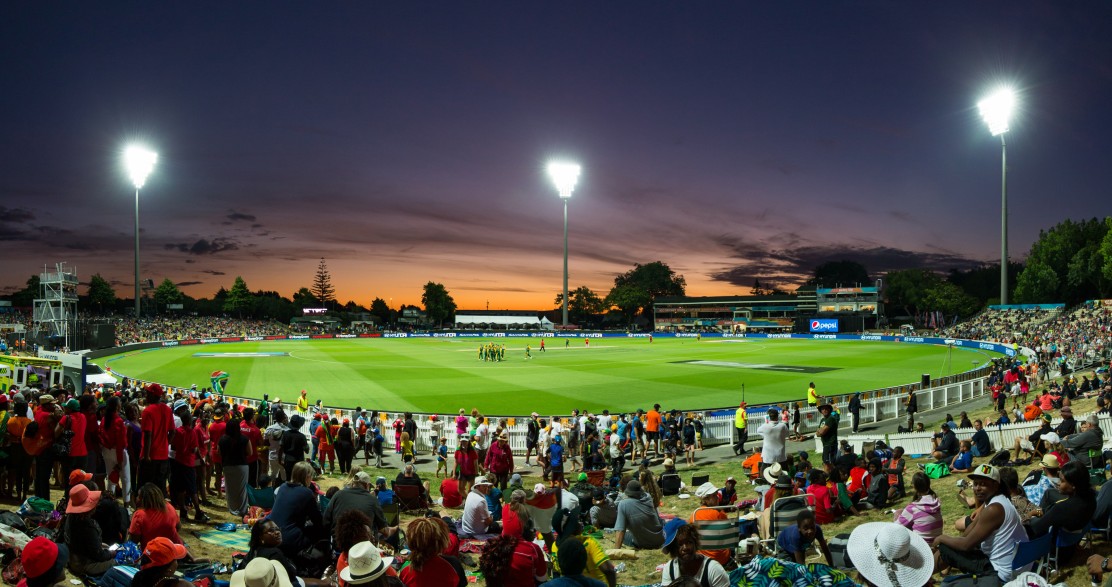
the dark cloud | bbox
[201,270,226,276]
[226,211,257,223]
[176,281,204,287]
[452,286,536,293]
[710,237,986,288]
[163,238,240,255]
[0,206,35,223]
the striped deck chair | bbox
[691,506,739,558]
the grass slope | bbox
[101,338,997,414]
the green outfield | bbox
[99,337,999,415]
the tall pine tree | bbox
[311,258,335,309]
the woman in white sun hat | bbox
[848,522,933,587]
[338,541,399,587]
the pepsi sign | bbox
[809,318,839,333]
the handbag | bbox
[52,417,74,459]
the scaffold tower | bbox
[33,262,79,350]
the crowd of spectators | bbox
[109,316,293,345]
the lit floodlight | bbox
[125,144,159,189]
[978,88,1015,136]
[547,161,581,199]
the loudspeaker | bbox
[90,324,116,349]
[921,374,931,389]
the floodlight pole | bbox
[134,187,141,318]
[563,197,569,327]
[999,134,1008,305]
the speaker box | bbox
[90,324,116,349]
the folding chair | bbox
[660,473,682,496]
[691,506,739,558]
[1046,525,1089,576]
[394,483,429,513]
[382,503,401,527]
[759,494,814,556]
[691,474,710,487]
[1011,533,1052,578]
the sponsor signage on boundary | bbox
[809,318,839,333]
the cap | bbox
[22,537,68,581]
[694,482,718,498]
[142,537,187,570]
[38,395,56,405]
[1040,432,1061,445]
[144,383,164,396]
[68,469,92,487]
[661,518,687,551]
[510,473,522,485]
[578,472,588,482]
[63,398,79,411]
[968,464,1000,483]
[725,476,737,484]
[353,471,372,485]
[534,483,547,494]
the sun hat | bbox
[625,480,644,499]
[1040,413,1052,423]
[173,399,189,412]
[66,484,101,514]
[968,464,1000,483]
[847,522,933,587]
[473,477,493,488]
[38,395,55,405]
[144,383,164,396]
[817,404,833,412]
[68,469,93,487]
[22,537,69,586]
[1040,454,1061,469]
[339,541,391,585]
[763,462,784,485]
[694,482,718,498]
[1040,432,1061,445]
[775,473,792,489]
[661,518,687,551]
[663,458,674,467]
[531,411,539,417]
[1060,405,1072,415]
[231,558,294,587]
[141,537,187,570]
[534,483,547,494]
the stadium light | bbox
[125,144,158,319]
[547,161,581,327]
[977,87,1014,305]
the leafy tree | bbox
[1013,260,1059,304]
[554,285,607,324]
[421,282,456,327]
[883,269,941,318]
[808,260,869,288]
[153,278,184,309]
[369,298,391,324]
[87,274,117,311]
[311,258,336,308]
[292,287,319,309]
[1015,217,1110,304]
[1102,218,1112,288]
[253,290,298,322]
[921,281,980,321]
[607,261,686,324]
[223,276,253,316]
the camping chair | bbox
[394,483,429,513]
[691,474,710,487]
[586,470,607,487]
[660,473,682,496]
[759,494,814,557]
[382,503,401,527]
[1011,532,1052,578]
[247,484,275,509]
[691,506,739,559]
[1046,524,1089,577]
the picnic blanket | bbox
[193,529,251,552]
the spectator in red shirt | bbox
[56,398,87,491]
[194,410,211,504]
[129,482,184,550]
[208,406,228,498]
[140,384,173,495]
[478,503,546,587]
[169,401,207,523]
[399,517,465,587]
[79,395,101,488]
[241,407,263,487]
[99,396,131,505]
[453,437,479,495]
[438,476,463,509]
[484,432,515,490]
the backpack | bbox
[923,462,950,479]
[667,556,713,587]
[989,450,1010,467]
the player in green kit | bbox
[525,344,532,360]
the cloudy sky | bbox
[2,2,1110,310]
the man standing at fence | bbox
[756,407,789,473]
[848,393,862,433]
[816,404,838,465]
[807,382,821,408]
[733,402,749,456]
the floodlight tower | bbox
[547,161,581,327]
[977,88,1015,305]
[125,144,158,319]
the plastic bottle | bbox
[614,562,626,573]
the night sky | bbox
[3,3,1111,310]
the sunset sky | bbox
[3,3,1111,310]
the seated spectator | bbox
[477,502,545,587]
[949,441,974,474]
[931,464,1029,583]
[999,467,1040,522]
[776,510,833,566]
[958,412,973,429]
[480,473,503,522]
[834,442,857,478]
[894,472,942,542]
[931,423,958,462]
[1027,461,1096,539]
[806,470,834,525]
[374,477,394,507]
[1024,454,1062,506]
[988,410,1010,427]
[689,482,732,566]
[551,506,615,587]
[398,517,466,587]
[129,482,183,549]
[848,523,933,587]
[884,446,906,500]
[717,476,738,505]
[1056,406,1078,437]
[62,485,115,577]
[1062,414,1104,467]
[269,462,325,560]
[758,473,798,539]
[337,542,400,587]
[323,471,395,547]
[613,480,664,549]
[460,477,499,537]
[825,467,859,518]
[589,487,618,529]
[438,475,463,509]
[545,538,607,587]
[239,519,300,583]
[846,458,869,502]
[394,464,431,502]
[131,538,189,587]
[19,537,68,587]
[1012,416,1053,460]
[861,459,889,510]
[969,420,992,457]
[660,520,730,587]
